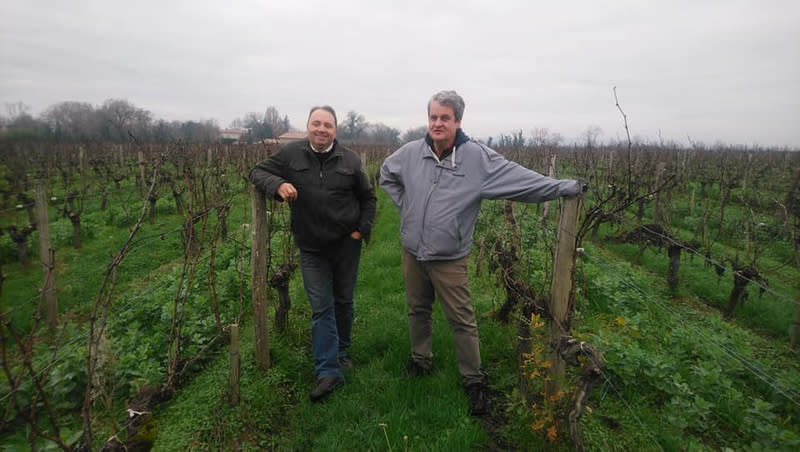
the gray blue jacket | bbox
[380,129,581,261]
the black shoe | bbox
[405,359,433,377]
[310,376,343,402]
[466,383,488,416]
[339,356,354,371]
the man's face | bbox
[428,101,461,146]
[307,109,337,150]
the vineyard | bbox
[1,139,799,450]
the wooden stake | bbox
[229,324,240,406]
[138,150,146,197]
[359,150,367,173]
[79,146,87,197]
[547,197,581,396]
[653,162,666,224]
[542,155,557,223]
[35,179,58,332]
[251,185,270,369]
[792,295,800,350]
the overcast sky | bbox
[2,0,798,147]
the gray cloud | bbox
[1,0,798,147]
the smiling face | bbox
[307,108,337,150]
[427,101,461,151]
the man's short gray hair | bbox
[428,90,465,122]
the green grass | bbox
[0,173,253,450]
[0,174,254,332]
[148,192,800,451]
[152,193,499,450]
[4,170,800,450]
[574,243,800,450]
[596,220,799,339]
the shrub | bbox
[104,205,135,228]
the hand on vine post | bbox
[277,182,298,201]
[565,178,588,199]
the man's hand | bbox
[350,230,362,240]
[565,178,588,199]
[277,182,298,201]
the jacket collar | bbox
[424,128,470,150]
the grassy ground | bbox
[4,182,798,450]
[151,192,533,451]
[149,191,800,451]
[0,184,187,330]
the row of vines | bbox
[1,138,799,450]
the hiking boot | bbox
[309,376,343,402]
[466,383,488,416]
[339,356,354,371]
[405,359,433,377]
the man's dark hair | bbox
[308,105,338,127]
[428,90,465,122]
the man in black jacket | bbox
[249,105,376,402]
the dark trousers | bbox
[299,237,363,379]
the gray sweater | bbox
[380,130,581,261]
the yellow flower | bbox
[531,417,548,431]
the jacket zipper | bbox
[419,163,441,258]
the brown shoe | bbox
[310,376,343,402]
[339,356,354,371]
[466,383,489,416]
[405,359,434,377]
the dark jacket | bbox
[249,139,376,252]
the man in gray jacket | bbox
[380,90,585,416]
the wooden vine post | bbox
[229,323,240,406]
[546,197,581,396]
[138,150,147,197]
[542,155,557,223]
[79,146,88,197]
[653,161,666,225]
[251,185,271,369]
[793,295,800,350]
[34,179,58,332]
[359,150,367,173]
[785,167,800,350]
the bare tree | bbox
[366,123,400,145]
[3,101,31,120]
[100,99,151,141]
[528,127,563,148]
[264,106,287,137]
[42,101,99,141]
[401,126,428,143]
[580,125,603,149]
[339,111,367,140]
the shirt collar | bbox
[310,141,334,154]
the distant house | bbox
[277,131,307,144]
[220,128,248,143]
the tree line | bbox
[0,100,430,146]
[0,100,222,143]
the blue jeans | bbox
[299,237,363,379]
